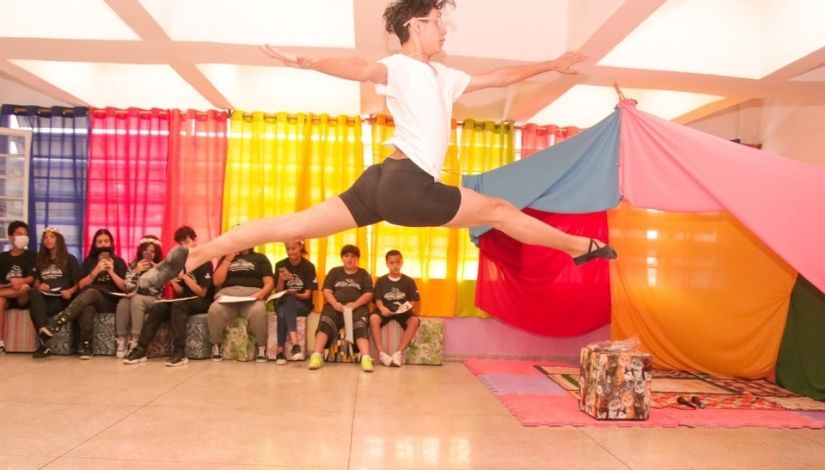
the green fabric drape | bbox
[776,275,825,401]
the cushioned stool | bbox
[221,316,257,362]
[185,313,211,359]
[368,317,444,365]
[3,308,36,352]
[266,315,306,359]
[146,321,173,359]
[50,321,76,355]
[92,312,116,356]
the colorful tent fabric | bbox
[465,100,825,380]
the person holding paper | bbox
[272,240,317,364]
[41,228,128,359]
[28,227,80,358]
[0,220,36,353]
[208,246,274,363]
[370,250,421,367]
[124,226,214,367]
[114,235,164,358]
[308,244,374,372]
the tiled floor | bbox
[1,353,824,469]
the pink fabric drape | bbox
[619,100,825,293]
[86,108,169,259]
[162,109,228,249]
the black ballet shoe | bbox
[137,246,189,290]
[677,396,696,409]
[573,239,618,266]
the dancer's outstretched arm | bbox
[261,46,387,84]
[464,51,587,93]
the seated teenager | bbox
[115,235,164,358]
[369,249,421,367]
[0,220,36,353]
[273,240,317,364]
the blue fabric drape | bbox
[0,105,89,259]
[462,110,621,243]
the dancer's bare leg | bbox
[445,187,606,258]
[185,197,357,271]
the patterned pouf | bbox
[266,315,307,359]
[146,321,173,359]
[185,313,211,359]
[221,316,257,362]
[50,321,75,355]
[92,312,116,356]
[3,308,36,352]
[368,317,444,365]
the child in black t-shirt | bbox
[273,240,317,364]
[369,249,421,367]
[308,244,374,372]
[0,220,36,352]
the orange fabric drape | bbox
[162,109,227,249]
[609,203,796,378]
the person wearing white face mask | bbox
[0,220,37,352]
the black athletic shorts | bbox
[339,158,462,227]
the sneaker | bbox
[115,336,128,359]
[211,344,223,362]
[126,337,139,356]
[391,350,403,367]
[138,246,189,290]
[378,351,392,367]
[275,352,287,365]
[45,312,70,336]
[123,346,147,364]
[78,341,93,360]
[255,346,268,363]
[361,355,374,373]
[38,327,54,344]
[165,349,188,367]
[0,340,5,353]
[290,344,304,361]
[308,352,324,370]
[32,344,51,359]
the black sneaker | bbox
[78,341,93,360]
[138,246,189,290]
[290,344,304,361]
[32,345,52,359]
[44,312,70,336]
[123,346,147,364]
[275,352,287,365]
[165,349,188,367]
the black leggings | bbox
[339,158,461,227]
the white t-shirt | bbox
[375,54,471,181]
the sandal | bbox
[573,239,618,266]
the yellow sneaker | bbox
[361,355,374,373]
[308,352,324,370]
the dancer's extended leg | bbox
[445,187,616,261]
[140,197,357,288]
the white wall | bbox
[688,100,825,168]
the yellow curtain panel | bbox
[609,203,796,378]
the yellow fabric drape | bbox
[368,117,515,317]
[223,112,366,306]
[609,203,797,378]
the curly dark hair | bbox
[36,230,68,272]
[383,0,455,44]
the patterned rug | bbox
[466,359,825,428]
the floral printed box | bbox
[579,342,652,420]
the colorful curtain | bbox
[0,105,89,259]
[87,108,169,260]
[223,111,366,294]
[162,109,228,249]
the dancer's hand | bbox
[261,45,308,68]
[553,51,588,75]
